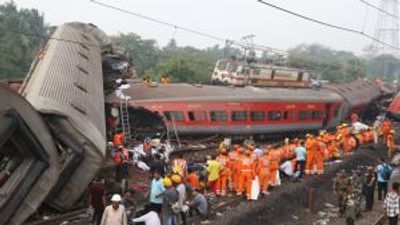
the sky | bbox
[5,0,382,55]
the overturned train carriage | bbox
[106,80,381,136]
[0,22,108,225]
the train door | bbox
[323,103,331,128]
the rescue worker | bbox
[216,148,230,196]
[333,171,350,216]
[269,146,282,185]
[387,129,395,159]
[381,118,392,144]
[281,138,292,160]
[207,155,221,194]
[343,133,357,159]
[113,131,125,147]
[236,150,255,200]
[257,148,271,195]
[172,154,187,178]
[230,147,244,191]
[305,135,322,175]
[327,141,339,160]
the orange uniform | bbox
[305,137,323,175]
[236,154,255,198]
[216,154,230,196]
[343,135,357,158]
[187,172,200,189]
[269,148,282,185]
[257,154,271,193]
[327,142,339,160]
[387,133,395,159]
[381,120,392,142]
[228,150,241,191]
[113,133,125,146]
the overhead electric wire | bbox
[88,0,366,72]
[257,0,400,51]
[359,0,399,19]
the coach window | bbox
[311,110,323,119]
[251,111,265,121]
[210,111,228,122]
[283,111,294,120]
[267,111,281,121]
[188,111,207,121]
[164,111,184,121]
[232,111,247,121]
[298,111,311,120]
[252,69,260,76]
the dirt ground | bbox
[208,144,387,225]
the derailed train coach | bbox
[0,22,108,225]
[106,79,381,137]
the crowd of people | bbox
[92,114,397,225]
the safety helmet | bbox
[171,174,182,184]
[111,194,122,202]
[390,129,395,134]
[305,133,311,138]
[163,177,172,187]
[284,138,289,143]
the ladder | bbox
[119,98,131,144]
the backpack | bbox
[114,152,123,165]
[381,163,392,181]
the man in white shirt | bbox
[279,160,294,178]
[100,194,127,225]
[132,205,161,225]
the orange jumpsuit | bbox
[381,120,392,143]
[216,154,230,195]
[236,155,255,198]
[327,142,339,160]
[257,154,271,193]
[387,134,395,159]
[113,133,125,146]
[187,172,200,189]
[228,150,240,191]
[269,148,282,185]
[305,138,323,174]
[343,135,357,158]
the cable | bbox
[89,0,365,72]
[257,0,400,51]
[360,0,399,19]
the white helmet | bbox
[111,194,122,202]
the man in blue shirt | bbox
[294,141,307,178]
[150,171,165,213]
[376,157,392,200]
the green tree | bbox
[111,33,161,75]
[287,44,365,81]
[0,1,49,79]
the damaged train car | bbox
[0,22,108,225]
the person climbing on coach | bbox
[236,150,255,200]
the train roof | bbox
[106,82,343,103]
[324,79,381,107]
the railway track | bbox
[24,208,89,225]
[372,214,385,225]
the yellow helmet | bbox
[163,178,172,187]
[171,174,182,184]
[390,129,395,134]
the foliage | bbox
[364,54,400,81]
[287,44,365,81]
[0,1,49,79]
